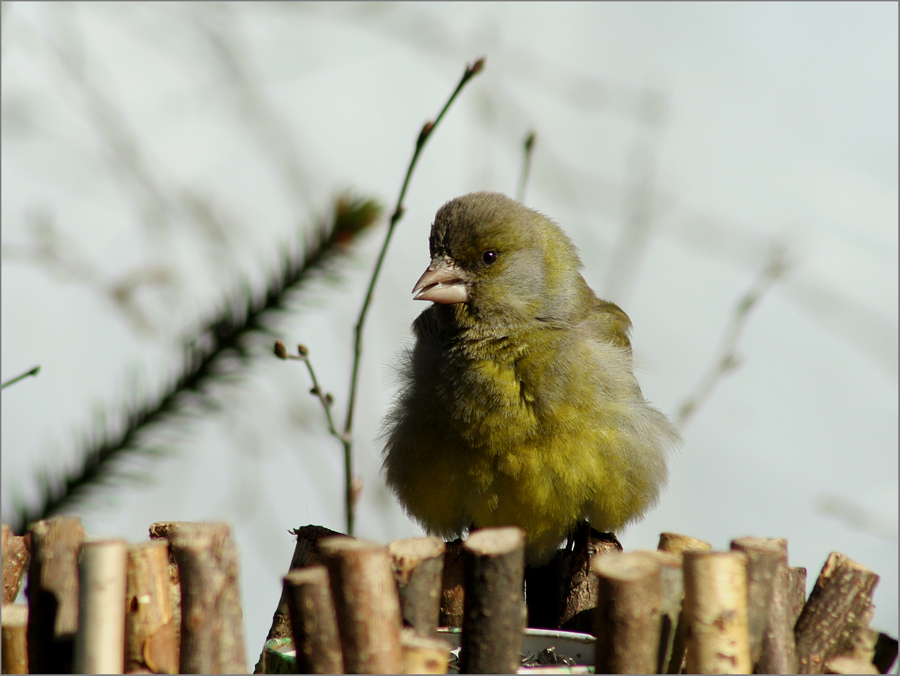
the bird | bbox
[381,191,680,562]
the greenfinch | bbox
[382,192,679,562]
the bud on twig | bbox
[417,121,434,148]
[350,478,363,508]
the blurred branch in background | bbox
[601,91,668,302]
[8,194,382,535]
[516,130,536,203]
[783,276,897,380]
[300,3,666,123]
[815,493,898,544]
[676,245,794,427]
[669,208,898,380]
[44,7,235,251]
[2,209,174,335]
[192,3,315,211]
[1,366,41,390]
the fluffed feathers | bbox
[382,192,680,562]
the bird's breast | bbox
[439,344,537,448]
[438,329,594,451]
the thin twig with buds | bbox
[275,58,485,535]
[340,58,485,535]
[274,341,344,445]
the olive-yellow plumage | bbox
[382,192,679,562]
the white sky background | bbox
[2,1,897,653]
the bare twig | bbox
[677,247,792,427]
[340,57,485,535]
[274,341,345,446]
[1,366,41,390]
[516,131,537,203]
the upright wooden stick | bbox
[319,536,404,674]
[794,552,879,674]
[440,540,465,629]
[593,551,664,674]
[283,566,343,674]
[658,532,712,557]
[459,527,526,675]
[683,551,752,674]
[525,527,621,633]
[388,537,445,638]
[2,525,30,606]
[787,567,808,627]
[634,550,683,674]
[125,539,178,674]
[730,536,795,672]
[657,531,711,674]
[168,522,247,674]
[251,524,341,674]
[75,539,128,674]
[148,522,184,664]
[1,604,29,674]
[26,516,85,674]
[757,560,799,674]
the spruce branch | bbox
[8,194,381,535]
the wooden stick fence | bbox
[1,517,248,675]
[260,526,898,675]
[2,518,897,674]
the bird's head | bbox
[413,192,588,326]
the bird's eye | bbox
[482,250,498,265]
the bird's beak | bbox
[412,257,470,304]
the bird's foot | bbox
[567,521,622,557]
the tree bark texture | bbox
[459,527,526,675]
[125,539,178,674]
[26,516,85,674]
[794,552,879,674]
[683,550,752,674]
[593,551,665,675]
[388,537,446,638]
[283,565,343,675]
[319,536,404,674]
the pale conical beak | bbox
[412,258,470,304]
